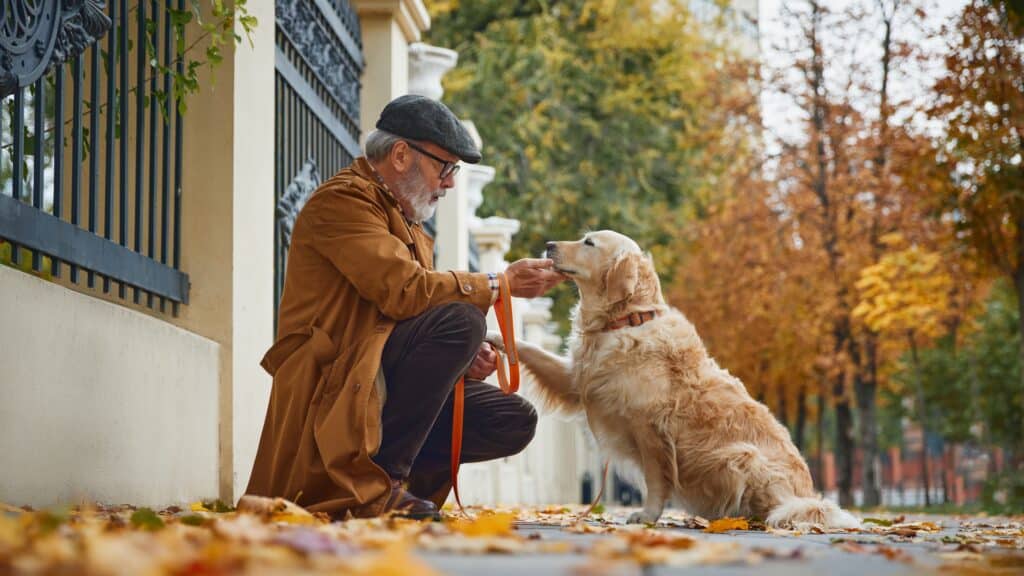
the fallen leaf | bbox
[449,512,516,537]
[564,522,617,534]
[705,517,749,533]
[129,508,164,531]
[624,530,697,550]
[179,515,207,527]
[273,527,359,556]
[189,500,235,514]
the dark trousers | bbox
[373,302,538,496]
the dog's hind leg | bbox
[486,332,581,412]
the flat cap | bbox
[376,95,482,164]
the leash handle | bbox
[451,273,518,516]
[493,273,519,394]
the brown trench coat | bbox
[246,157,492,517]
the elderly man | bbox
[247,95,565,519]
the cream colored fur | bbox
[489,230,859,528]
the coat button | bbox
[463,283,473,292]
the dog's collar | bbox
[603,310,661,332]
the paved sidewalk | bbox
[421,510,1021,576]
[3,500,1020,575]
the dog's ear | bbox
[605,253,640,304]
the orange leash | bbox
[451,274,519,515]
[577,460,610,522]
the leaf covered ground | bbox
[1,498,1022,575]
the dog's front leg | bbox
[627,437,670,524]
[486,331,581,411]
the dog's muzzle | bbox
[544,241,558,259]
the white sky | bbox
[758,0,970,147]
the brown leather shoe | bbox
[384,479,439,520]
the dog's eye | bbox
[583,238,595,247]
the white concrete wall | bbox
[0,266,220,508]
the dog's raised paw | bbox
[627,510,661,525]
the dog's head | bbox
[545,230,662,309]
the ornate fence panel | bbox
[274,0,363,316]
[1,0,190,311]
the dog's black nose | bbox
[545,242,557,256]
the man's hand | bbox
[465,343,499,380]
[504,258,567,298]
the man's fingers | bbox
[513,258,554,269]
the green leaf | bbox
[36,508,70,534]
[168,8,193,27]
[179,514,207,526]
[202,499,235,513]
[862,517,894,526]
[130,508,165,530]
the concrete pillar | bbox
[406,43,479,272]
[353,0,431,139]
[437,161,495,271]
[227,0,277,502]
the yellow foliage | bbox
[449,512,516,537]
[853,246,954,342]
[350,544,442,576]
[705,517,749,533]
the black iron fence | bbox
[1,0,189,312]
[274,0,364,316]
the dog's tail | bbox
[766,496,860,529]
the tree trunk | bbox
[835,323,860,508]
[778,386,789,430]
[941,442,952,504]
[816,377,826,491]
[861,0,894,510]
[796,384,807,452]
[909,334,931,507]
[856,335,882,507]
[1016,268,1024,470]
[835,392,855,508]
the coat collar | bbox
[352,157,420,228]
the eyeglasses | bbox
[404,141,461,180]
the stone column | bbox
[438,161,494,271]
[521,298,553,345]
[472,217,520,275]
[408,43,458,100]
[352,0,431,139]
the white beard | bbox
[397,162,441,224]
[406,187,438,223]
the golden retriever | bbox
[488,230,859,528]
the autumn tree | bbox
[853,235,954,504]
[425,0,760,329]
[928,0,1024,465]
[765,0,883,505]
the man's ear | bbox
[390,140,413,173]
[604,253,639,304]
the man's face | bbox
[394,141,458,224]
